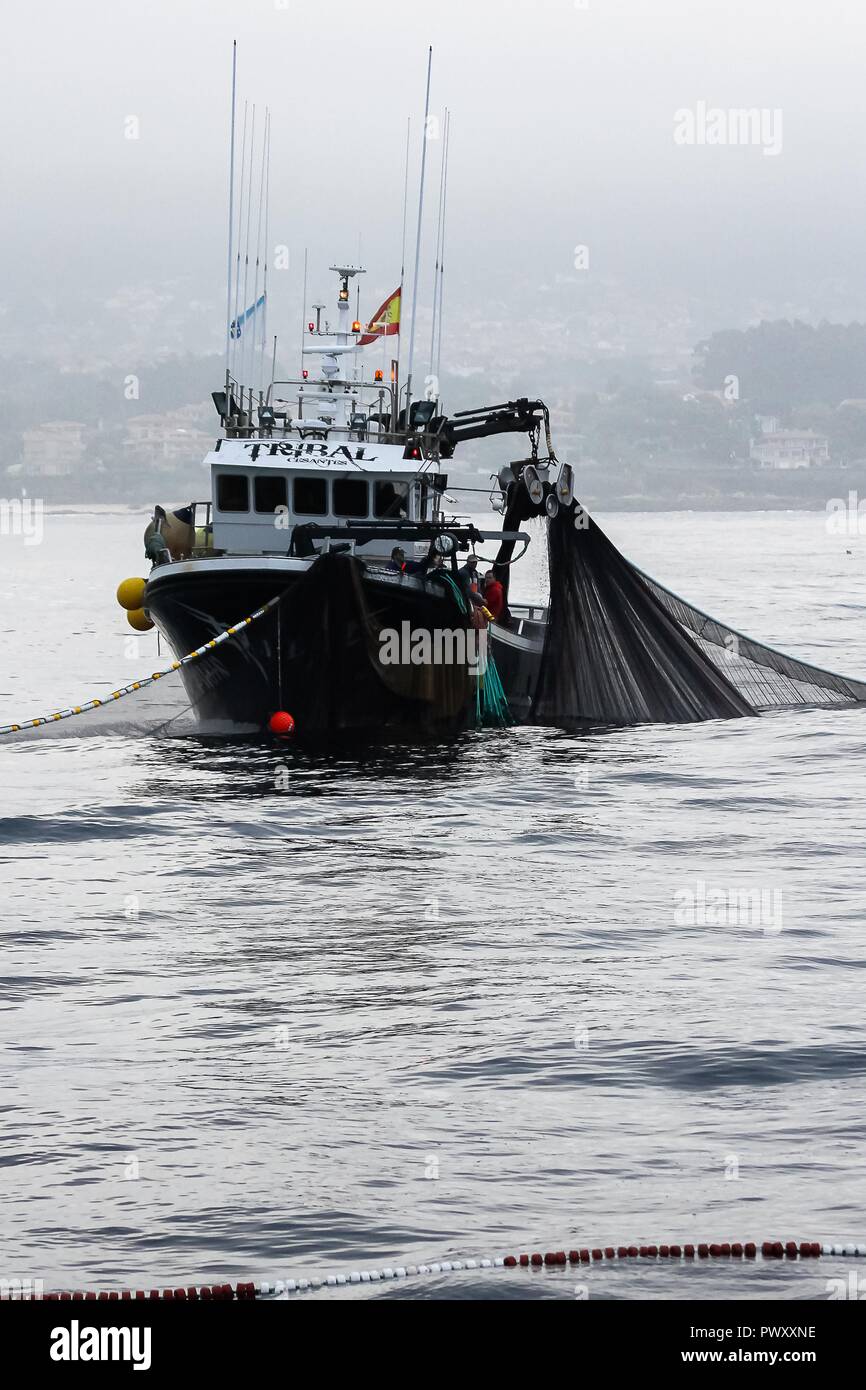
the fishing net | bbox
[0,596,285,744]
[636,567,866,710]
[529,501,866,727]
[0,672,198,744]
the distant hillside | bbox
[693,321,866,411]
[0,355,223,434]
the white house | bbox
[750,429,830,470]
[19,422,87,477]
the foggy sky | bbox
[4,0,866,349]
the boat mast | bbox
[231,101,249,388]
[260,109,272,397]
[405,46,433,430]
[224,40,238,404]
[434,110,451,394]
[298,247,308,380]
[250,107,268,403]
[240,105,256,398]
[429,106,449,398]
[396,116,410,403]
[268,335,277,404]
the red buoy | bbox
[268,711,295,736]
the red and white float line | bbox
[5,1240,865,1300]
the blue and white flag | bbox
[230,293,266,340]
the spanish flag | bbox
[357,287,401,347]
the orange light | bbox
[352,320,362,334]
[374,369,384,382]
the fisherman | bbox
[459,553,482,594]
[482,571,506,623]
[389,544,426,576]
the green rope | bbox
[436,570,513,729]
[475,645,514,728]
[437,571,470,614]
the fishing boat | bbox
[140,268,566,737]
[110,45,576,739]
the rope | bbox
[0,593,284,738]
[434,570,509,727]
[8,1238,860,1300]
[436,570,470,615]
[476,642,514,728]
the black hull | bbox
[145,555,543,739]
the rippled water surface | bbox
[1,510,865,1299]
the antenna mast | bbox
[405,46,433,425]
[224,40,238,397]
[240,105,256,394]
[434,110,451,393]
[268,336,277,404]
[260,110,272,396]
[231,101,249,384]
[397,116,411,389]
[250,107,268,402]
[429,106,449,395]
[298,247,308,377]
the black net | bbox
[530,501,866,727]
[636,566,866,710]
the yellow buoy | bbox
[116,577,147,611]
[127,608,154,633]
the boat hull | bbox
[145,554,543,739]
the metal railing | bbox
[217,375,450,462]
[220,376,400,441]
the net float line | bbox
[0,593,284,738]
[5,1240,864,1300]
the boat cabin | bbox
[204,438,447,561]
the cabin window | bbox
[332,477,369,518]
[293,476,328,515]
[374,480,409,519]
[217,473,249,513]
[254,474,288,513]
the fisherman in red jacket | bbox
[482,571,505,622]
